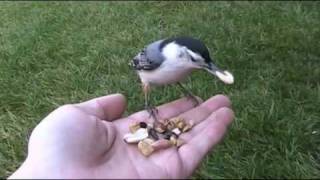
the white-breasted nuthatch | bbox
[131,36,234,120]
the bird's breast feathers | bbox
[137,64,193,86]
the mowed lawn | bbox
[0,1,319,178]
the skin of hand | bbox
[9,93,234,179]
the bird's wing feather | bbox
[132,40,165,71]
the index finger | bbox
[74,93,127,121]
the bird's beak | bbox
[203,62,234,84]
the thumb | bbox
[75,93,127,121]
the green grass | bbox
[0,1,319,178]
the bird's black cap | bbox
[159,36,212,63]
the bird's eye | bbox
[190,56,196,62]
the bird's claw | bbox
[186,94,200,107]
[146,105,159,122]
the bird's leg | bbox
[177,82,200,107]
[143,83,159,122]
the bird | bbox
[130,36,234,121]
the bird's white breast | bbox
[138,63,193,86]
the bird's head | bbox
[184,47,234,85]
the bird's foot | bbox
[186,94,200,107]
[146,105,159,122]
[177,83,200,107]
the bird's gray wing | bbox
[132,40,165,71]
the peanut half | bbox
[123,128,148,143]
[138,139,155,156]
[129,122,141,133]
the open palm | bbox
[9,94,234,179]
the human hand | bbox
[9,93,234,179]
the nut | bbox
[182,125,191,132]
[139,122,147,128]
[177,121,186,130]
[138,139,154,156]
[170,117,183,124]
[166,121,176,130]
[171,131,178,138]
[129,122,141,133]
[169,135,177,146]
[155,123,166,133]
[123,128,148,143]
[155,127,165,133]
[172,128,181,135]
[182,121,194,132]
[176,139,184,147]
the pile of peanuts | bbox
[123,117,194,156]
